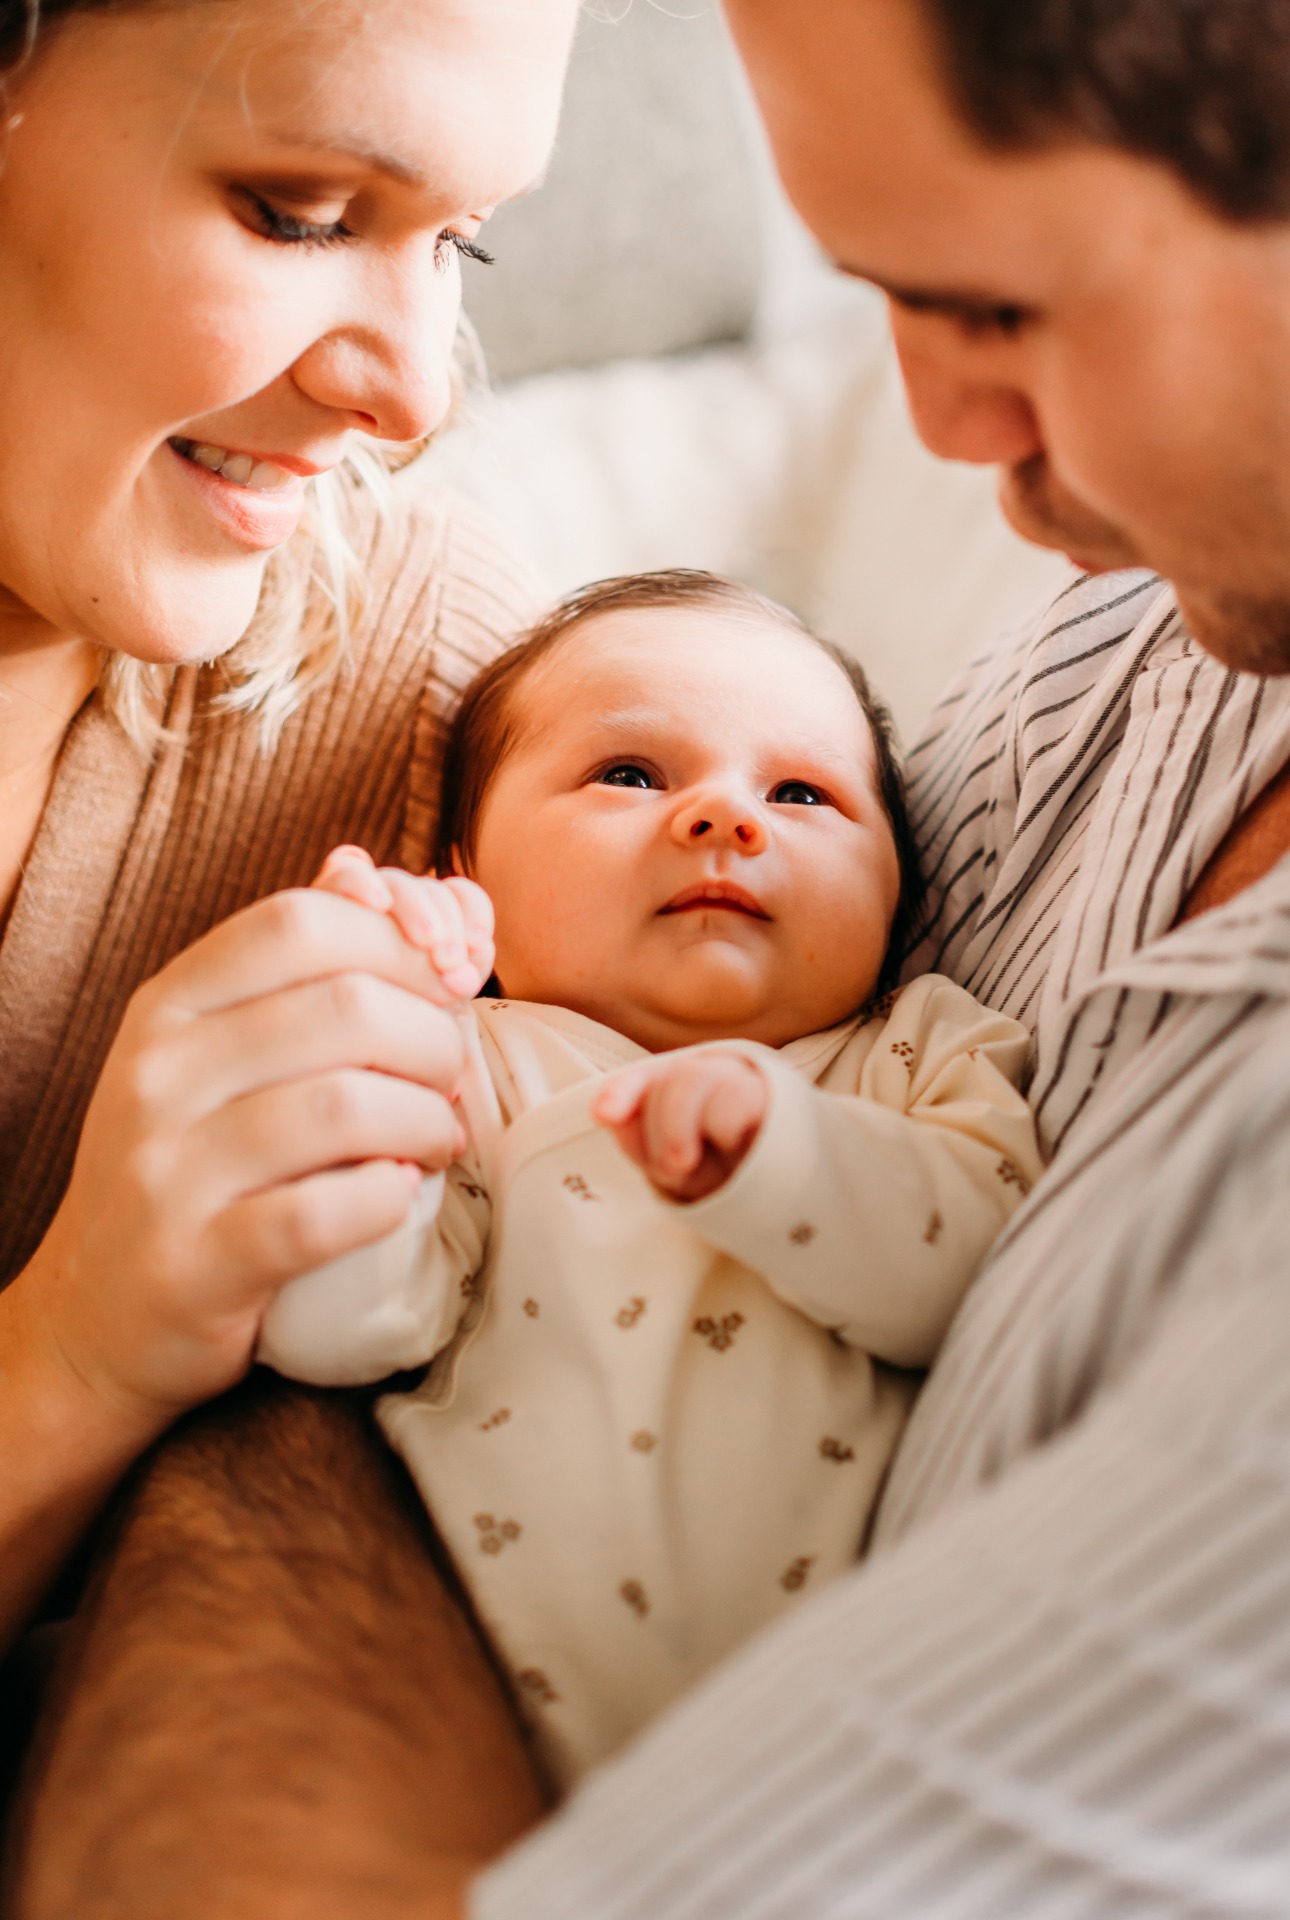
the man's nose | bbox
[290,239,457,444]
[890,313,1044,468]
[671,787,768,854]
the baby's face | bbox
[468,607,902,1051]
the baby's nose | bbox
[673,791,767,854]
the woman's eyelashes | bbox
[441,231,496,269]
[236,190,496,268]
[238,190,356,250]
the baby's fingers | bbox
[639,1063,721,1181]
[383,872,486,1001]
[313,845,394,912]
[701,1068,768,1156]
[592,1064,653,1128]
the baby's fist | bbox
[312,847,495,1002]
[594,1052,768,1203]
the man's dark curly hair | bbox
[922,0,1290,221]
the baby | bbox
[259,569,1042,1789]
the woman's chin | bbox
[74,561,269,666]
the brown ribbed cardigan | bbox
[0,489,540,1287]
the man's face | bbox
[726,0,1290,673]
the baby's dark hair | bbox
[434,570,926,993]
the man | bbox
[12,1,1290,1912]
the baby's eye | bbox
[771,780,826,806]
[596,763,658,791]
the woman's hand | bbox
[594,1053,769,1203]
[10,879,472,1430]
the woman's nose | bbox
[890,312,1044,468]
[291,240,457,444]
[672,788,768,855]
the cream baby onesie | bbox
[259,974,1041,1787]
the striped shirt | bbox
[475,572,1290,1918]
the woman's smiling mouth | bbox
[660,881,771,920]
[169,437,300,494]
[166,436,314,550]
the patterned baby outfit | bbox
[259,975,1040,1786]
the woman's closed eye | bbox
[236,191,496,270]
[770,779,827,806]
[237,189,356,251]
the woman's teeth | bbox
[170,437,295,494]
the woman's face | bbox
[0,0,575,663]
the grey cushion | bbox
[462,2,762,383]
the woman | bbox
[0,0,577,1666]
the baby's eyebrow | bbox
[589,709,679,740]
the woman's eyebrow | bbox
[250,130,549,201]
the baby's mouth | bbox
[661,882,771,920]
[168,436,296,494]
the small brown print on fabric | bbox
[694,1312,745,1352]
[890,1039,916,1073]
[476,1514,522,1556]
[780,1555,817,1593]
[616,1297,647,1329]
[620,1580,650,1617]
[457,1177,486,1201]
[522,1298,541,1318]
[630,1430,657,1454]
[863,989,900,1022]
[789,1221,816,1246]
[996,1158,1032,1196]
[562,1173,600,1203]
[923,1210,944,1247]
[479,1408,511,1433]
[518,1667,561,1705]
[819,1437,855,1464]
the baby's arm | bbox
[255,850,495,1387]
[597,980,1042,1370]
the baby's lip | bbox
[660,881,771,920]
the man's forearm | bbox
[6,1372,546,1920]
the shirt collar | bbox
[1091,852,1290,1000]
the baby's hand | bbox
[593,1053,768,1203]
[312,846,495,1003]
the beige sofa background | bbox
[414,0,1073,743]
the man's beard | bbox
[1001,453,1290,676]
